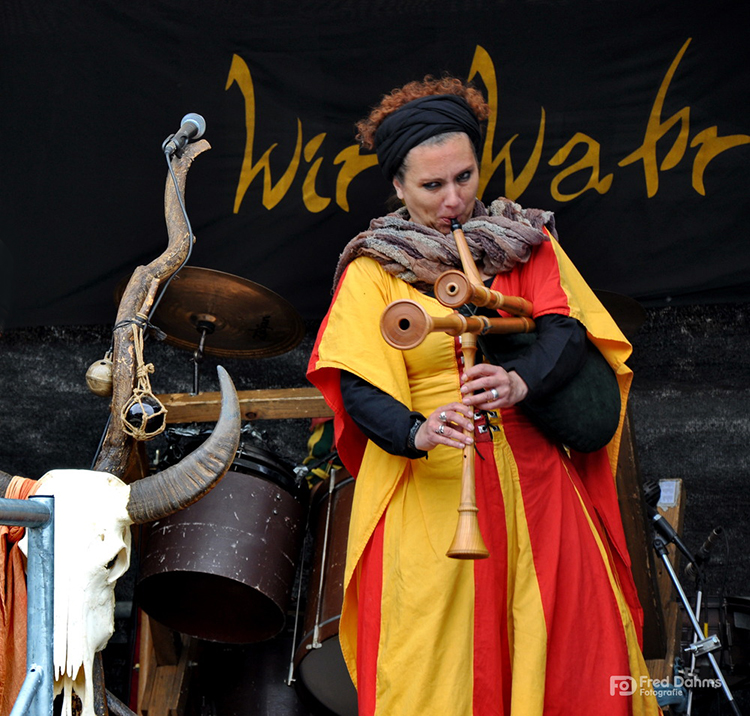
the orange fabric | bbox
[1,476,40,716]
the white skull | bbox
[11,366,240,716]
[25,469,133,716]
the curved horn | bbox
[126,365,241,524]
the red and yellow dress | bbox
[307,236,660,716]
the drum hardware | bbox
[681,597,750,687]
[287,500,314,690]
[286,453,340,695]
[680,527,749,715]
[310,471,336,651]
[653,537,742,715]
[289,468,358,716]
[644,482,743,716]
[287,462,337,688]
[685,634,722,658]
[189,315,215,395]
[293,451,339,481]
[293,450,341,497]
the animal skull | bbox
[24,470,132,716]
[14,366,240,716]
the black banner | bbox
[2,0,748,328]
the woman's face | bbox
[393,132,479,234]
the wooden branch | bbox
[94,141,211,478]
[155,387,332,423]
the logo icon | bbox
[610,676,636,696]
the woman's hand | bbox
[413,402,475,452]
[460,363,528,410]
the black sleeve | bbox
[340,371,427,459]
[484,313,588,401]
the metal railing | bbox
[0,495,54,716]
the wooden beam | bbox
[155,387,332,423]
[616,407,666,660]
[645,481,685,683]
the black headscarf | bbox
[373,94,482,181]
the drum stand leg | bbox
[286,465,337,687]
[190,322,213,395]
[653,537,742,715]
[309,470,336,649]
[287,506,313,688]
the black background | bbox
[2,0,749,329]
[1,2,749,711]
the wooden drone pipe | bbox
[434,269,533,317]
[445,331,489,560]
[450,218,484,286]
[380,299,534,351]
[444,218,534,317]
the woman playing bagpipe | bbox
[307,75,660,716]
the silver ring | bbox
[437,424,446,435]
[490,388,499,401]
[438,411,448,422]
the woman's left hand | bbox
[460,363,528,410]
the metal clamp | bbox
[684,634,721,657]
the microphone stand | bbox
[684,571,704,716]
[683,526,725,716]
[650,519,742,715]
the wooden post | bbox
[139,617,196,716]
[615,407,666,659]
[615,407,686,673]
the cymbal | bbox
[594,290,647,339]
[116,267,305,358]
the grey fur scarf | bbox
[333,197,557,291]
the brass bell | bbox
[86,353,113,396]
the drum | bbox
[137,438,307,643]
[293,469,358,716]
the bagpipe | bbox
[379,219,621,559]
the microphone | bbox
[163,113,206,156]
[647,505,695,560]
[685,526,723,579]
[642,479,698,565]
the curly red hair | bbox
[355,75,490,150]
